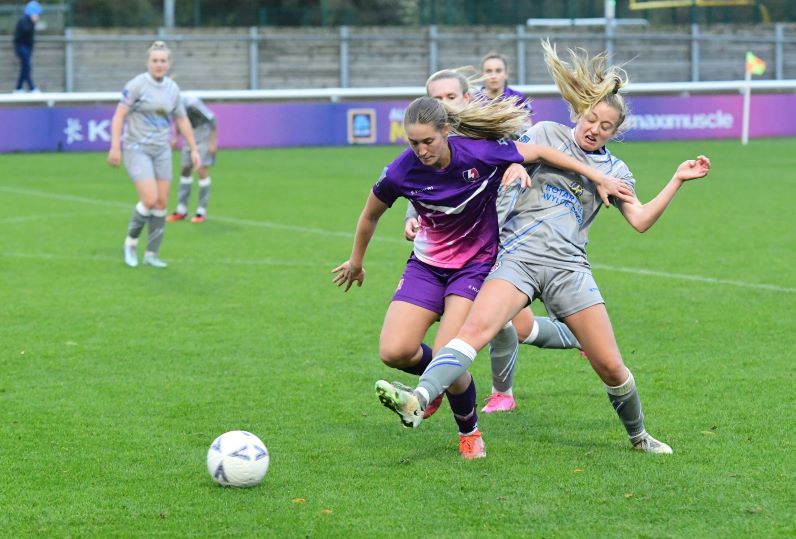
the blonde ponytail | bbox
[541,39,629,129]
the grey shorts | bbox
[181,140,215,168]
[123,147,173,182]
[486,257,604,320]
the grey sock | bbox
[177,176,193,212]
[417,339,476,406]
[146,210,167,255]
[127,203,149,239]
[489,323,519,393]
[197,177,211,215]
[606,371,645,440]
[524,316,581,349]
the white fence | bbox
[1,79,795,106]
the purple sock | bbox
[397,343,432,376]
[446,377,478,434]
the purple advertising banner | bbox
[0,93,793,153]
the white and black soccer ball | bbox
[207,430,269,487]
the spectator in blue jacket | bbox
[13,1,43,93]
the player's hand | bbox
[501,162,531,191]
[107,147,121,167]
[404,218,419,241]
[674,155,711,182]
[595,175,634,207]
[331,260,364,292]
[190,148,201,171]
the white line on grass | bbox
[590,263,795,294]
[0,210,122,224]
[2,185,793,294]
[3,252,323,267]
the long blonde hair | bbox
[541,39,629,130]
[403,96,530,140]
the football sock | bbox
[417,338,476,405]
[127,202,150,239]
[176,176,193,214]
[488,322,519,394]
[523,316,581,349]
[146,209,167,255]
[197,177,211,216]
[398,343,433,375]
[446,377,478,435]
[605,370,645,440]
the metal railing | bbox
[8,23,796,92]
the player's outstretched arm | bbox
[620,155,711,233]
[332,192,389,292]
[513,142,633,206]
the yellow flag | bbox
[746,52,766,76]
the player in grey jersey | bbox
[108,41,200,268]
[411,68,583,419]
[377,40,711,455]
[167,93,218,223]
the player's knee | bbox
[378,341,415,368]
[140,195,157,208]
[589,355,627,385]
[457,317,495,349]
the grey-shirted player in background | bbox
[107,41,200,268]
[168,93,217,223]
[379,40,711,454]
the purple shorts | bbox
[392,254,493,315]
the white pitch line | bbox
[2,185,792,293]
[2,252,325,267]
[591,263,795,294]
[0,209,122,224]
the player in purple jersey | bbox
[332,96,628,459]
[375,42,711,455]
[479,52,532,115]
[414,68,585,420]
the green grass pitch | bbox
[0,139,794,537]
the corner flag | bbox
[745,52,766,76]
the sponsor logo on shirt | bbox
[409,186,434,195]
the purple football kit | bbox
[372,136,523,313]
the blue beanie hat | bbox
[25,1,43,16]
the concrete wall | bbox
[2,24,795,92]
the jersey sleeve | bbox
[485,138,524,166]
[371,165,401,208]
[610,163,637,209]
[120,76,142,108]
[194,98,217,128]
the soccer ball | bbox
[207,430,269,487]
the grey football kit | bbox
[418,122,653,447]
[174,94,217,218]
[492,121,635,317]
[180,94,216,168]
[120,73,186,181]
[120,73,185,264]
